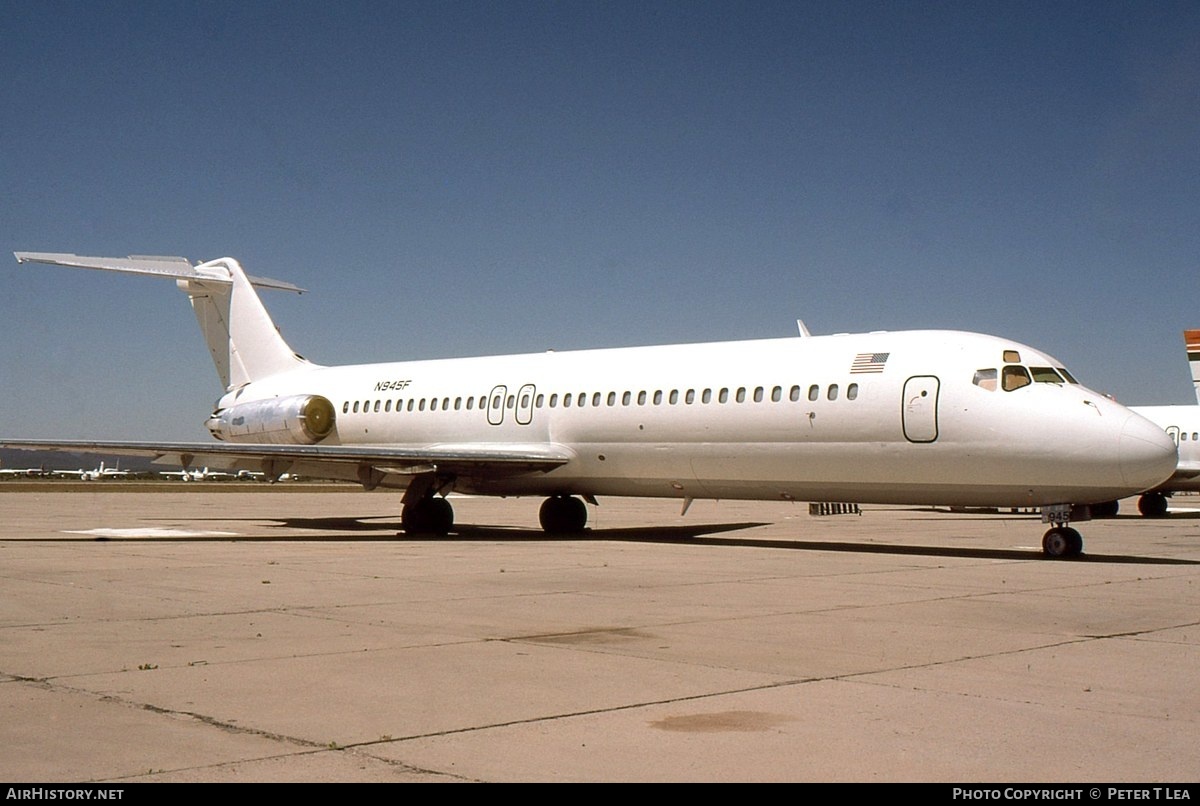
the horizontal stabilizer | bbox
[14,252,304,293]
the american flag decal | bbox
[850,352,889,373]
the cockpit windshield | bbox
[974,364,1081,392]
[1029,366,1065,384]
[1002,365,1031,391]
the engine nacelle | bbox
[206,394,336,444]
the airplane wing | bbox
[0,439,572,486]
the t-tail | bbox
[1186,329,1200,405]
[13,252,314,390]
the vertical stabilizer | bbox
[1185,329,1200,404]
[182,258,312,389]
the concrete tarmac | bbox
[0,486,1197,782]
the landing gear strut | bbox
[1041,503,1084,559]
[539,495,588,534]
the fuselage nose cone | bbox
[1120,414,1178,491]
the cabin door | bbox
[902,376,940,443]
[487,385,507,426]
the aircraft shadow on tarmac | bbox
[30,513,1191,566]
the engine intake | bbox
[206,394,335,444]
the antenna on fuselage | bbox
[796,319,811,337]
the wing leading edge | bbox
[0,439,572,484]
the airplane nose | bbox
[1119,413,1178,490]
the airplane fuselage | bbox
[211,329,1174,508]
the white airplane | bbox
[4,252,1178,558]
[1117,329,1200,516]
[160,466,232,481]
[52,460,131,481]
[0,462,45,478]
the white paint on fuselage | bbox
[218,330,1176,508]
[1130,404,1200,493]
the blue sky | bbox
[2,1,1197,440]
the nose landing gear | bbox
[1040,503,1085,558]
[1042,526,1083,558]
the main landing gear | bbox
[400,494,591,535]
[538,495,589,534]
[1137,492,1169,518]
[1040,503,1084,559]
[401,496,454,535]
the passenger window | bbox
[685,389,695,404]
[973,369,998,391]
[607,392,616,406]
[563,394,572,408]
[772,386,782,402]
[548,393,557,408]
[419,399,426,411]
[343,402,350,414]
[622,391,631,406]
[790,385,800,402]
[808,385,819,401]
[408,399,415,412]
[719,388,729,403]
[430,398,438,411]
[593,392,602,407]
[736,387,746,403]
[1002,365,1032,392]
[847,383,858,400]
[637,391,647,405]
[827,384,838,401]
[521,394,530,408]
[670,390,679,405]
[702,389,712,404]
[653,390,663,405]
[385,400,392,412]
[754,387,764,403]
[506,396,514,409]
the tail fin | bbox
[13,252,315,390]
[1186,329,1200,405]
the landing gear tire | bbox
[1137,492,1169,518]
[539,495,588,534]
[1091,500,1119,519]
[1042,526,1083,559]
[402,497,454,535]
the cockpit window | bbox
[1003,350,1021,363]
[1002,365,1032,391]
[1030,366,1065,384]
[973,368,998,391]
[1057,367,1079,384]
